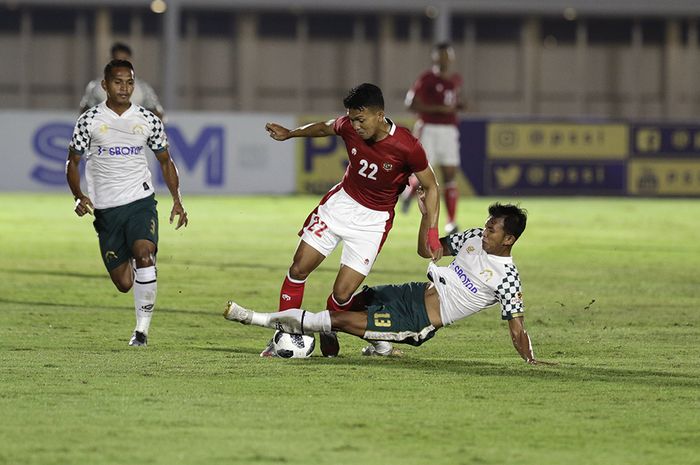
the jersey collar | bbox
[101,101,135,118]
[385,117,397,136]
[485,253,513,263]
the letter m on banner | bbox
[159,126,224,186]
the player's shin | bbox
[133,266,157,334]
[279,273,306,310]
[256,309,332,334]
[444,181,458,223]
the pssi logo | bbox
[31,122,225,186]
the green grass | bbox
[1,194,699,465]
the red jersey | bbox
[333,115,429,212]
[408,69,462,125]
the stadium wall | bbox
[2,111,699,197]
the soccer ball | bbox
[272,330,315,358]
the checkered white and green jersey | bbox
[69,102,168,209]
[427,227,524,326]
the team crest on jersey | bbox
[480,269,494,281]
[382,163,393,171]
[351,148,358,156]
[436,83,444,92]
[466,245,475,253]
[99,124,108,134]
[512,292,523,305]
[133,124,146,135]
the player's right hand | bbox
[74,196,94,217]
[265,122,291,141]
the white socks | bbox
[133,266,157,334]
[250,309,331,334]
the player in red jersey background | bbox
[265,83,442,357]
[404,42,465,234]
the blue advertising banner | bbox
[487,161,626,195]
[631,125,700,158]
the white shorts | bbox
[300,186,393,276]
[414,121,461,167]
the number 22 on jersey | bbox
[358,159,377,180]
[306,213,328,238]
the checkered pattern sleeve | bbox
[141,107,168,152]
[445,228,483,256]
[69,107,99,155]
[496,264,524,320]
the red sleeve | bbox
[333,115,350,135]
[407,139,429,173]
[412,72,430,101]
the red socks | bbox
[445,182,458,224]
[326,293,353,312]
[279,273,306,311]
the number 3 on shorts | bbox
[306,214,329,238]
[373,312,392,328]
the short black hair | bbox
[343,83,384,110]
[104,59,134,81]
[111,42,132,57]
[488,202,528,239]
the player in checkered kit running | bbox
[67,59,188,347]
[225,199,549,364]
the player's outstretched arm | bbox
[508,317,536,364]
[155,149,188,230]
[265,119,336,141]
[414,166,442,261]
[66,150,94,216]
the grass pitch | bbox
[0,193,698,465]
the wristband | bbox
[427,227,441,252]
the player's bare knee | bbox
[133,253,154,268]
[288,264,310,281]
[113,278,132,293]
[331,289,353,305]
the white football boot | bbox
[361,340,403,357]
[223,301,253,324]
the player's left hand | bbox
[428,244,443,262]
[426,227,443,262]
[170,201,188,229]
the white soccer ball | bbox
[272,330,315,358]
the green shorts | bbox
[92,194,158,271]
[359,282,437,346]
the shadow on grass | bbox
[2,268,105,280]
[198,346,700,389]
[3,260,421,280]
[0,298,214,317]
[166,259,422,278]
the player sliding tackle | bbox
[225,195,550,364]
[263,83,442,358]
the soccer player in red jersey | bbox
[264,83,442,357]
[403,42,465,234]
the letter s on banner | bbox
[31,123,77,185]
